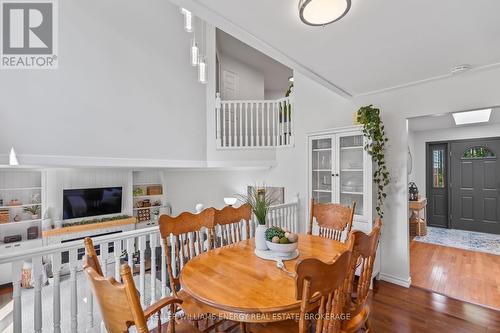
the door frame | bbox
[425,141,450,228]
[426,136,500,229]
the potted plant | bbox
[239,186,276,250]
[24,205,40,220]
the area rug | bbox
[414,226,500,256]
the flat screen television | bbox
[63,187,122,220]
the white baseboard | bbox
[379,273,412,288]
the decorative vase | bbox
[255,224,268,251]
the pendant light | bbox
[191,38,199,66]
[180,8,193,32]
[198,57,207,84]
[298,0,351,26]
[197,21,207,84]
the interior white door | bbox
[221,69,239,100]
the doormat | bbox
[414,226,500,256]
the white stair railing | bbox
[0,199,300,332]
[215,90,294,149]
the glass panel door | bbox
[339,135,364,215]
[312,137,333,203]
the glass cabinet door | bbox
[311,137,333,203]
[338,134,364,215]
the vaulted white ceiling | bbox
[185,0,500,97]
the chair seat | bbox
[247,319,300,333]
[342,304,370,333]
[178,290,222,321]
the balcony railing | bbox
[0,200,299,333]
[215,91,294,149]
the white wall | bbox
[219,54,264,100]
[0,0,206,164]
[164,169,271,214]
[410,122,500,198]
[265,89,287,100]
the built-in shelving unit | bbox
[132,171,169,224]
[0,170,43,243]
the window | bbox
[462,146,496,159]
[432,149,445,188]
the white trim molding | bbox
[379,273,412,288]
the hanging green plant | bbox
[356,105,390,218]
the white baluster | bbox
[228,103,233,147]
[222,102,226,147]
[126,238,135,270]
[244,103,248,146]
[150,233,158,305]
[280,101,284,146]
[69,250,78,332]
[239,102,243,146]
[272,102,276,146]
[256,102,261,146]
[100,241,108,277]
[51,253,62,333]
[161,238,168,297]
[267,102,271,146]
[250,103,254,146]
[114,240,122,282]
[215,92,221,146]
[33,256,43,333]
[138,235,146,306]
[12,261,22,333]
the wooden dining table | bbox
[179,234,347,323]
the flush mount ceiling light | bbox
[299,0,351,26]
[452,108,492,125]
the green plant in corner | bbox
[356,105,390,218]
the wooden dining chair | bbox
[248,238,354,333]
[213,204,252,247]
[308,198,356,242]
[159,208,228,331]
[342,218,382,333]
[84,261,201,333]
[84,237,103,276]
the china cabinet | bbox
[308,125,376,233]
[308,125,380,278]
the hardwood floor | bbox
[411,240,500,310]
[2,280,500,332]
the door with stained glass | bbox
[450,139,500,234]
[426,143,449,228]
